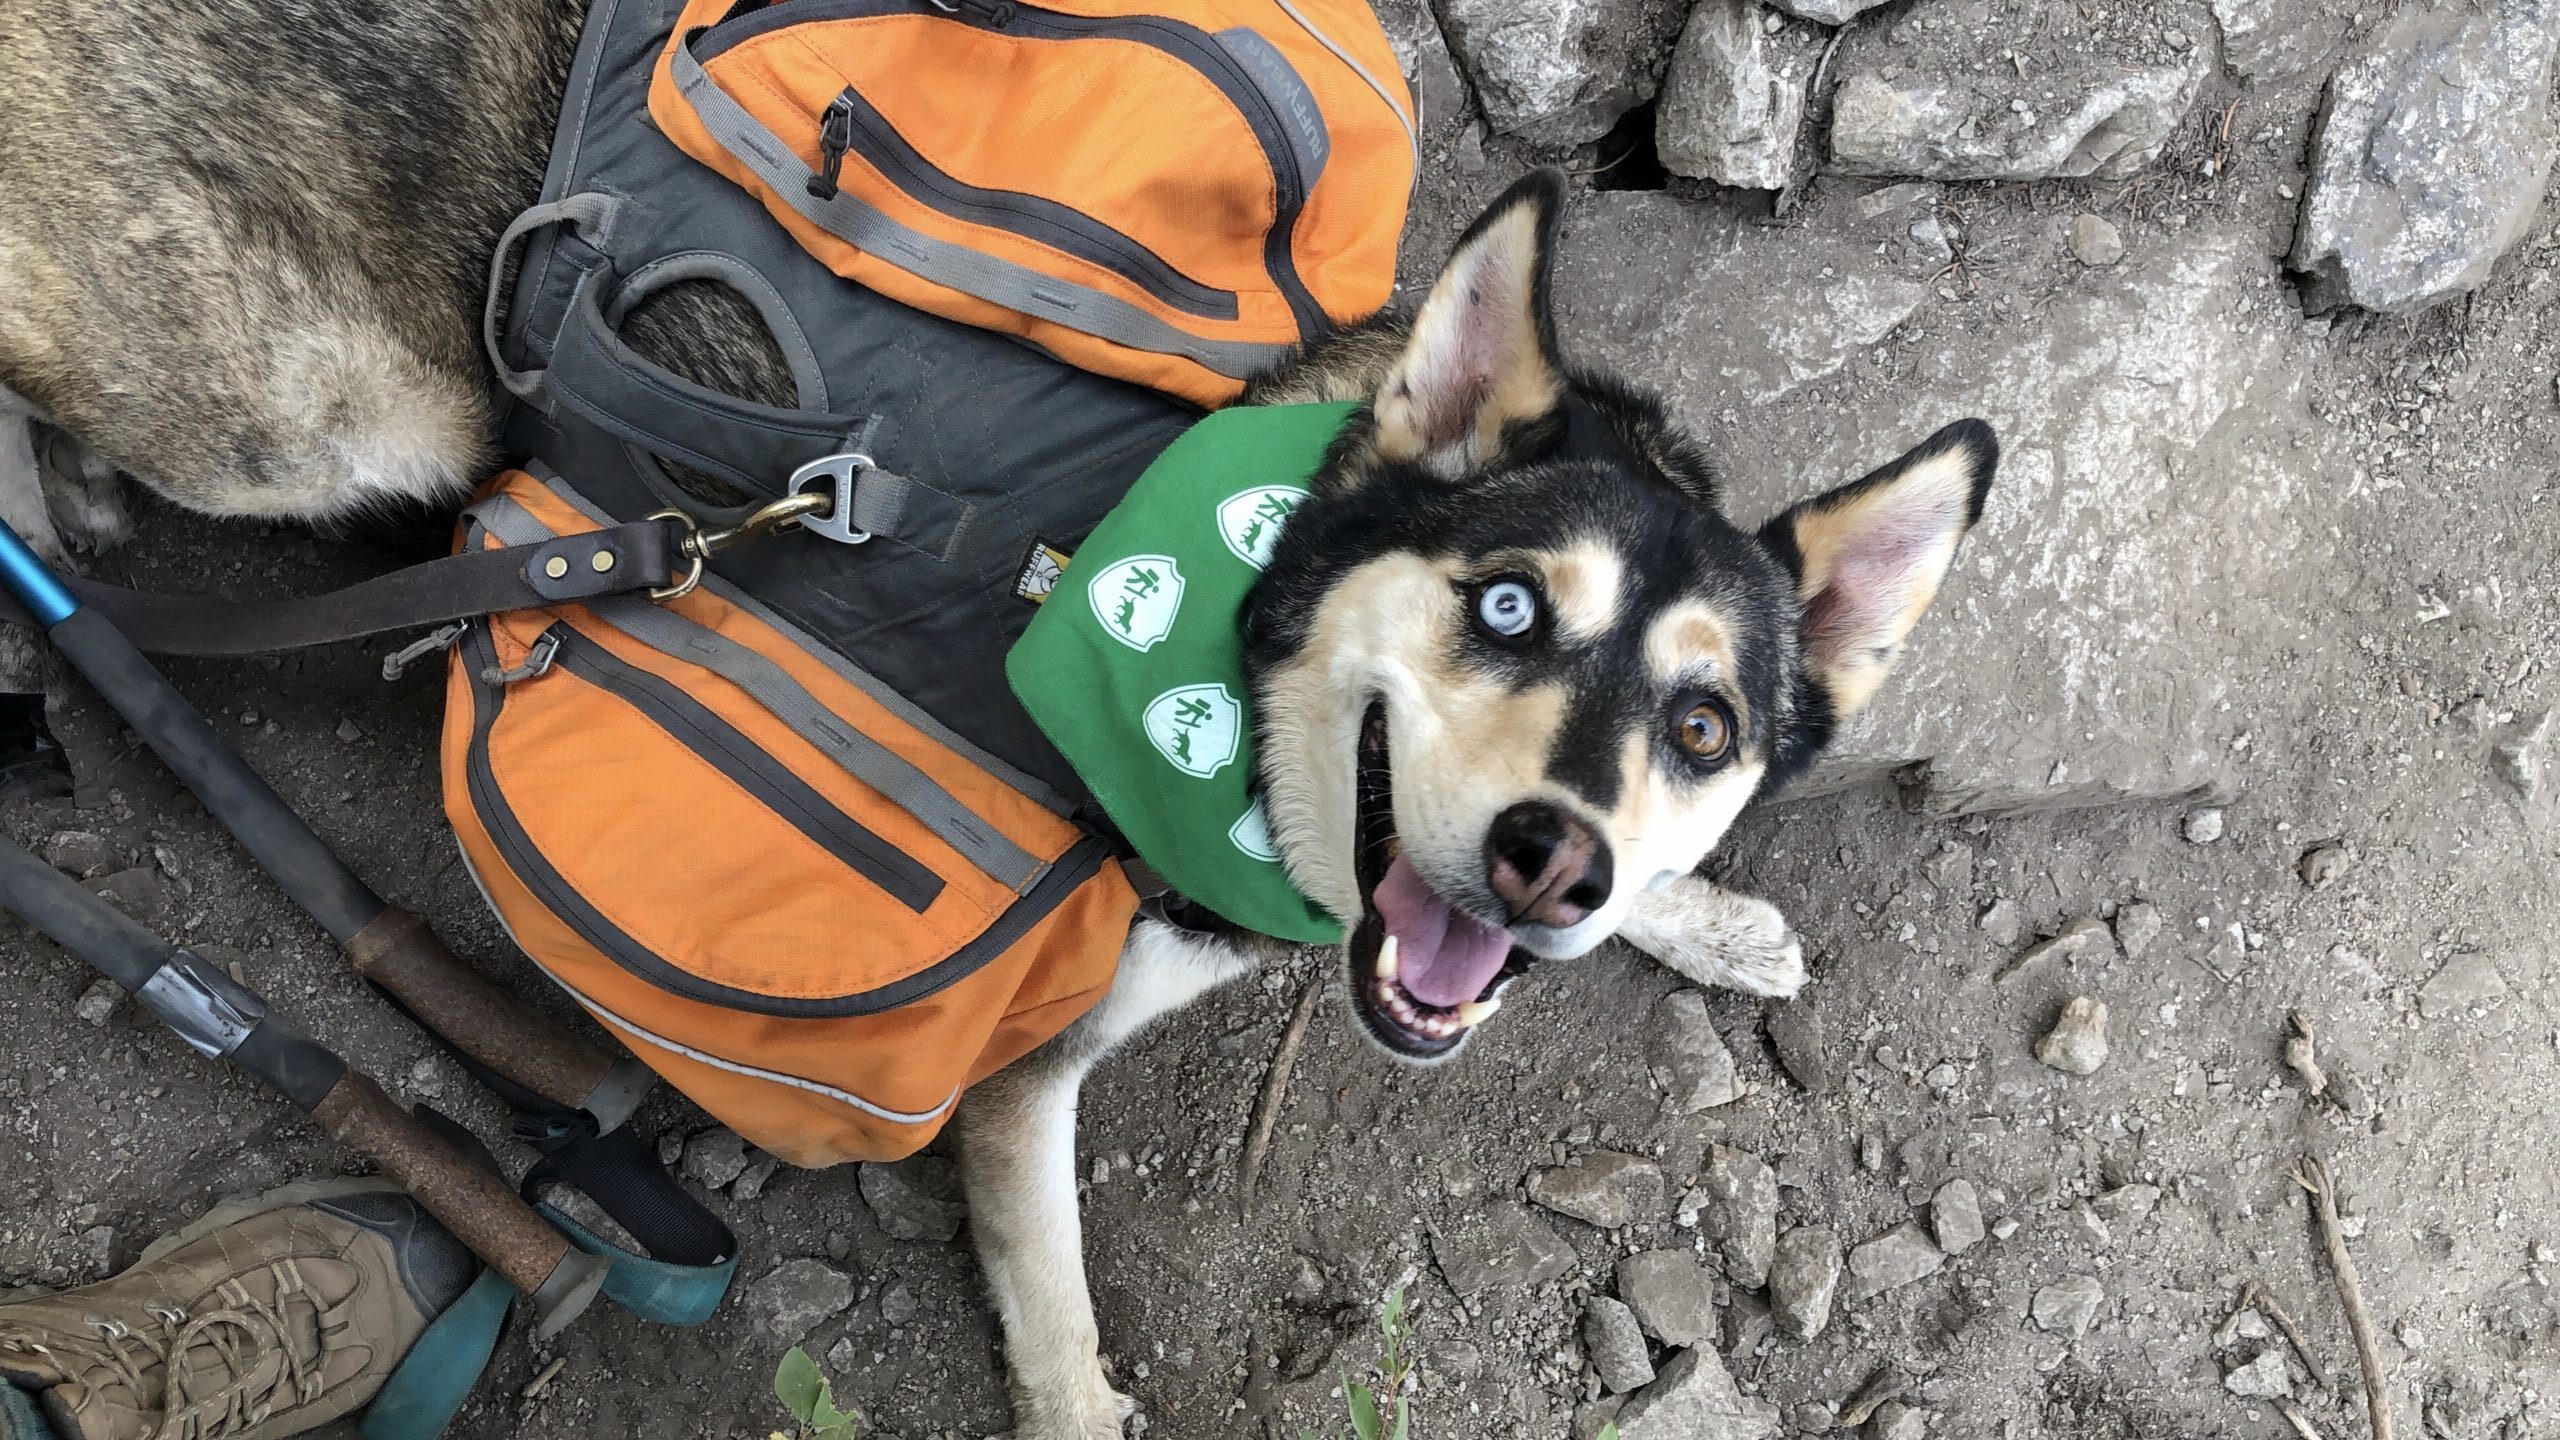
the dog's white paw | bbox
[999,1376,1135,1440]
[1623,882,1809,999]
[1707,895,1808,998]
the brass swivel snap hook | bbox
[647,490,834,601]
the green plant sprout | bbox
[772,1346,860,1440]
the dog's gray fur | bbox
[0,2,1992,1431]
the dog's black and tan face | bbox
[1243,172,1999,1061]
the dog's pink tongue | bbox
[1375,855,1515,1009]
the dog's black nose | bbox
[1485,801,1611,928]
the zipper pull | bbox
[806,90,857,200]
[478,630,561,686]
[379,621,470,682]
[947,0,1012,24]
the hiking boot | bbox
[0,1181,476,1440]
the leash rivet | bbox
[591,551,617,574]
[543,555,571,580]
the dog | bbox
[0,0,1996,1429]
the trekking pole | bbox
[0,520,651,1127]
[0,838,609,1336]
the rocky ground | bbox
[6,0,2560,1437]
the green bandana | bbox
[1007,402,1356,944]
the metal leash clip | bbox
[647,489,835,601]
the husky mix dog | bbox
[0,0,1997,1430]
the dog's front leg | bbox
[1619,871,1808,998]
[956,919,1259,1440]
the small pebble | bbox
[73,978,123,1028]
[2298,844,2350,889]
[2035,997,2110,1075]
[2182,807,2225,844]
[2067,214,2124,266]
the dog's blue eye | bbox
[1477,580,1537,638]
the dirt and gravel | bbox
[6,0,2560,1437]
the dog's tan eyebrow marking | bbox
[1517,541,1623,644]
[1646,601,1750,736]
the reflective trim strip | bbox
[670,36,1293,379]
[471,493,1045,891]
[1271,0,1417,169]
[455,847,957,1127]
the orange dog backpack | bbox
[648,0,1417,407]
[462,0,1415,1164]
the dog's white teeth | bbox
[1376,933,1400,982]
[1455,996,1501,1027]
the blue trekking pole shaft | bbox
[0,518,645,1123]
[0,519,383,937]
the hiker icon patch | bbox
[1145,683,1241,779]
[1217,486,1309,570]
[1089,555,1185,652]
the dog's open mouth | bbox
[1348,703,1523,1058]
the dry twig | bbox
[1238,975,1324,1219]
[2244,1279,2337,1391]
[2291,1156,2395,1440]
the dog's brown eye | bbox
[1678,702,1731,761]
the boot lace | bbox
[0,1260,329,1439]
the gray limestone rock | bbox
[2210,0,2350,80]
[1763,1001,1839,1093]
[1433,1204,1576,1295]
[1583,1295,1657,1394]
[1530,1151,1667,1230]
[2420,952,2509,1018]
[748,1258,856,1340]
[2031,1273,2105,1337]
[1611,1347,1779,1440]
[1843,1222,1944,1302]
[1656,0,1810,190]
[1769,1226,1842,1340]
[1651,990,1741,1111]
[2292,0,2560,313]
[1829,46,2211,181]
[1930,1178,1985,1255]
[2035,997,2111,1075]
[859,1157,967,1243]
[1767,0,1891,20]
[682,1128,749,1191]
[1437,0,1687,143]
[2223,1349,2293,1398]
[2113,902,2164,958]
[1688,1145,1780,1289]
[1617,1250,1719,1347]
[2068,214,2126,266]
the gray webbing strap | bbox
[486,193,626,410]
[669,35,1293,381]
[470,496,1046,893]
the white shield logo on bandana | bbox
[1088,554,1185,652]
[1145,683,1241,779]
[1227,797,1280,861]
[1216,486,1309,570]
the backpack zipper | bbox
[806,91,859,200]
[801,84,1240,319]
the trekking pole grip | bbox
[312,1070,610,1338]
[346,906,650,1128]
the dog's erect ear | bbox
[1373,170,1568,476]
[1761,419,1999,721]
